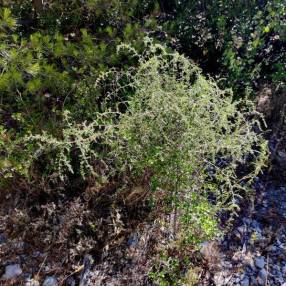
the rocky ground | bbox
[1,138,286,285]
[204,174,286,285]
[0,212,164,286]
[199,134,286,286]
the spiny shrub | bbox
[24,111,108,181]
[112,39,268,243]
[0,111,99,180]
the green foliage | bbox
[0,8,268,263]
[162,0,286,95]
[221,1,285,93]
[1,38,267,218]
[0,5,156,181]
[149,256,186,286]
[114,41,267,221]
[149,254,200,286]
[4,0,157,35]
[0,5,270,185]
[180,192,219,245]
[113,41,267,284]
[24,111,106,181]
[0,7,17,31]
[0,2,275,285]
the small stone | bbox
[237,225,246,234]
[282,265,286,274]
[14,241,25,250]
[242,218,251,225]
[234,276,240,283]
[250,276,257,285]
[213,272,224,286]
[43,276,58,286]
[269,278,276,285]
[32,251,43,258]
[258,268,267,281]
[251,263,257,271]
[1,264,22,280]
[25,278,40,286]
[251,220,260,229]
[222,261,232,269]
[276,238,282,246]
[255,257,265,269]
[241,276,250,286]
[199,241,210,256]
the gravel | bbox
[205,182,286,285]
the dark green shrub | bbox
[0,6,156,181]
[161,0,285,95]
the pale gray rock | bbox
[258,268,267,281]
[1,264,22,280]
[255,257,265,269]
[241,276,250,286]
[25,278,40,286]
[43,276,58,286]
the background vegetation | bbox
[0,1,284,285]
